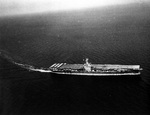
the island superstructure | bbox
[49,58,142,76]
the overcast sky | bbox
[0,0,149,16]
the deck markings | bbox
[50,63,65,68]
[54,63,59,68]
[50,63,57,68]
[57,63,63,68]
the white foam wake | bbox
[14,62,52,73]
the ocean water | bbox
[0,4,150,114]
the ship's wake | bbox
[0,50,51,73]
[14,62,52,73]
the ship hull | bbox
[49,62,142,76]
[51,71,141,76]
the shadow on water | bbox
[0,58,149,115]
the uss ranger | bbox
[49,58,142,76]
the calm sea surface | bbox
[0,4,150,114]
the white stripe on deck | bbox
[57,63,64,68]
[50,63,57,68]
[53,63,58,67]
[55,63,61,68]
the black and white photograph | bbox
[0,0,150,114]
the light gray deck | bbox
[50,63,140,70]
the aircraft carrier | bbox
[49,58,142,76]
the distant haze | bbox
[0,0,149,16]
